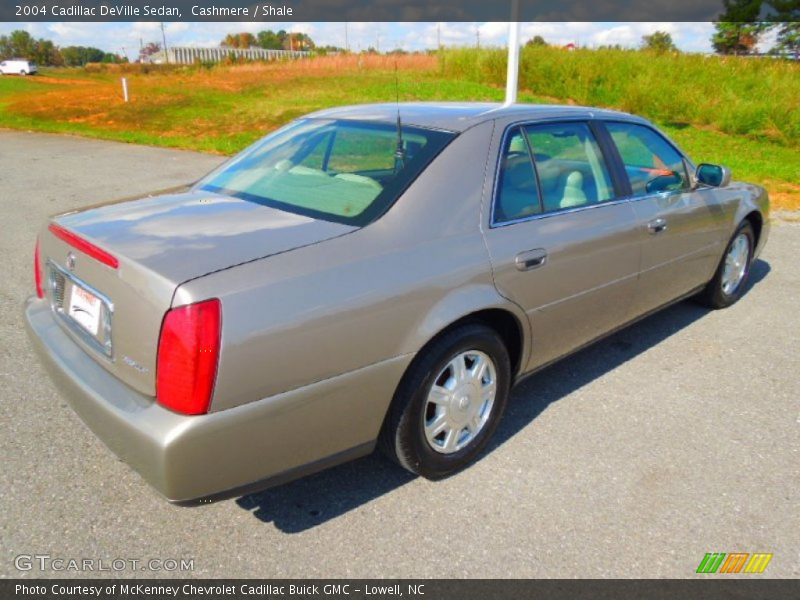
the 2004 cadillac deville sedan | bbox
[25,103,769,503]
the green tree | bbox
[60,46,80,65]
[641,31,678,53]
[712,22,766,54]
[0,35,13,59]
[256,30,283,50]
[0,30,64,65]
[712,0,770,55]
[9,30,36,57]
[525,35,548,47]
[0,30,36,59]
[60,46,105,66]
[101,52,126,64]
[32,39,63,66]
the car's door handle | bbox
[647,217,668,234]
[515,249,548,271]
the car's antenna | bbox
[394,61,406,171]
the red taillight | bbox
[156,299,221,415]
[48,223,119,269]
[34,238,44,298]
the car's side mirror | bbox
[696,163,731,188]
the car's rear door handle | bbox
[515,248,548,271]
[647,217,668,234]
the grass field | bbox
[0,52,797,210]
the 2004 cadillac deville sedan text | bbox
[25,103,769,503]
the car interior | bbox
[495,126,614,222]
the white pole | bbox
[504,0,520,106]
[121,77,129,102]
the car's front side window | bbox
[605,122,690,196]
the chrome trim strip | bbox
[46,259,114,359]
[533,271,639,312]
[637,241,721,275]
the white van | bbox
[0,59,38,75]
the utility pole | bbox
[504,0,520,106]
[437,23,441,50]
[345,22,349,52]
[160,22,168,64]
[476,28,480,49]
[376,32,380,54]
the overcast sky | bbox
[0,22,781,58]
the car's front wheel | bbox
[380,323,511,479]
[697,220,755,309]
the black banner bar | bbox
[4,580,800,600]
[3,0,799,23]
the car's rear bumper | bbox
[25,297,412,503]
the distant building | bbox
[146,46,310,64]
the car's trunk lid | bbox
[55,189,356,283]
[40,189,356,396]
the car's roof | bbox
[306,102,648,133]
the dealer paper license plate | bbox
[68,283,101,336]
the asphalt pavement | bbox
[1,130,797,578]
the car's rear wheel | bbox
[696,220,754,309]
[20,70,27,76]
[380,323,511,479]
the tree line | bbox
[642,0,798,56]
[711,0,798,56]
[2,1,797,69]
[0,30,126,66]
[219,30,346,54]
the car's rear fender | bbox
[401,285,531,378]
[174,120,500,414]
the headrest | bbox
[565,171,584,189]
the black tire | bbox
[379,323,511,479]
[696,220,755,309]
[20,70,27,76]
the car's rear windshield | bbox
[197,118,456,226]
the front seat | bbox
[560,171,587,208]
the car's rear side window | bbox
[494,122,616,224]
[605,122,690,196]
[524,122,614,213]
[494,127,543,222]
